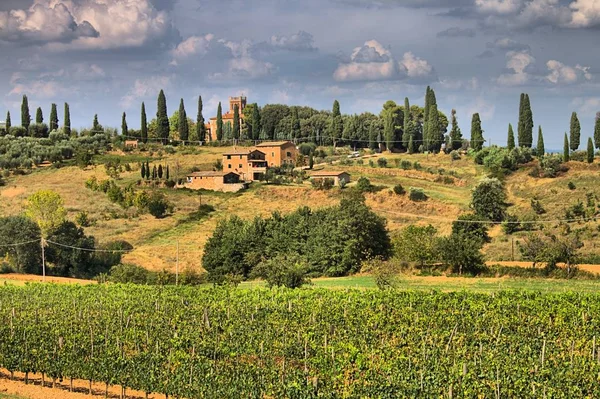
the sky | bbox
[1,0,600,148]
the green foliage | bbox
[216,102,223,141]
[121,112,128,136]
[409,187,427,202]
[0,216,41,273]
[147,191,171,218]
[49,104,58,132]
[21,95,30,131]
[520,232,583,273]
[46,221,95,277]
[35,107,43,124]
[393,184,405,195]
[178,98,189,142]
[377,157,388,168]
[470,178,507,222]
[470,113,484,151]
[518,93,533,148]
[251,253,310,288]
[507,123,515,150]
[587,137,594,163]
[502,214,521,234]
[474,146,533,176]
[531,198,546,215]
[536,125,545,157]
[393,225,438,267]
[5,111,11,131]
[202,197,391,279]
[530,155,568,178]
[570,112,581,151]
[141,102,148,143]
[439,231,485,275]
[63,103,71,137]
[595,112,600,150]
[75,211,92,227]
[25,190,67,236]
[196,95,206,142]
[75,149,92,169]
[564,133,570,162]
[451,213,490,244]
[180,204,215,224]
[356,176,373,192]
[449,109,462,151]
[568,181,576,190]
[311,177,334,190]
[157,90,169,144]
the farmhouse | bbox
[255,141,298,167]
[184,171,246,192]
[223,149,268,181]
[310,171,351,186]
[208,96,247,141]
[124,140,139,149]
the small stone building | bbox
[310,171,351,186]
[184,171,246,192]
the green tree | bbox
[570,111,581,151]
[25,190,67,237]
[196,95,206,143]
[449,109,462,151]
[166,165,170,180]
[451,213,490,245]
[232,104,240,140]
[178,98,189,142]
[308,154,314,169]
[564,133,570,162]
[158,164,164,179]
[216,102,223,141]
[439,231,484,275]
[141,163,146,179]
[49,104,58,132]
[393,225,439,268]
[121,112,128,137]
[35,107,43,124]
[152,165,157,180]
[402,97,411,147]
[408,135,415,154]
[587,137,594,164]
[0,216,41,274]
[330,100,343,147]
[21,95,30,131]
[141,102,148,143]
[157,89,170,144]
[251,254,310,288]
[518,93,533,148]
[423,86,432,149]
[507,123,515,150]
[470,113,484,151]
[251,104,261,141]
[63,103,71,136]
[595,112,600,150]
[471,178,507,222]
[537,125,545,157]
[291,107,300,140]
[427,103,441,152]
[368,122,377,150]
[93,114,100,132]
[5,111,11,131]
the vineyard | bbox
[1,285,600,398]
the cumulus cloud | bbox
[545,60,592,84]
[264,31,317,52]
[496,50,536,86]
[569,0,600,28]
[0,0,177,49]
[333,40,436,83]
[120,75,172,108]
[571,97,600,115]
[436,27,476,37]
[8,72,67,98]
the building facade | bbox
[184,171,246,192]
[255,141,298,167]
[310,171,351,186]
[223,149,267,181]
[208,96,247,141]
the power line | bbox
[0,239,40,248]
[44,240,134,253]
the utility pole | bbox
[176,240,179,286]
[41,237,46,282]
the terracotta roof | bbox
[310,171,349,177]
[255,141,294,147]
[222,151,250,156]
[187,171,239,177]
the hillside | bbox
[2,145,600,273]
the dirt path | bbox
[0,274,94,285]
[0,370,165,399]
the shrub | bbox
[75,211,92,227]
[251,254,311,289]
[409,188,427,202]
[412,161,421,170]
[165,179,176,188]
[368,159,375,168]
[377,157,388,168]
[450,150,461,160]
[400,160,412,170]
[502,214,521,234]
[147,191,171,218]
[471,178,507,222]
[568,181,576,190]
[356,177,372,193]
[531,199,546,215]
[298,142,317,156]
[108,264,152,284]
[393,184,405,195]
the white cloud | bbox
[120,75,172,108]
[171,34,216,64]
[486,37,530,51]
[8,72,66,98]
[571,97,600,115]
[466,96,496,121]
[497,50,535,86]
[545,60,592,84]
[475,0,523,15]
[400,52,436,81]
[227,57,275,79]
[570,0,600,27]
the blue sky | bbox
[2,0,600,149]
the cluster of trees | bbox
[140,161,171,182]
[202,193,390,282]
[0,190,126,278]
[0,97,78,139]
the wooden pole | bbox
[41,237,46,282]
[176,241,179,286]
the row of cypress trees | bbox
[4,96,70,137]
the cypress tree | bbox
[50,104,58,132]
[517,93,525,147]
[64,103,71,137]
[156,90,169,144]
[408,135,415,154]
[570,111,581,151]
[122,112,128,137]
[178,98,189,142]
[595,112,600,150]
[331,100,343,147]
[507,123,515,150]
[587,137,594,164]
[368,123,377,150]
[145,161,150,178]
[166,165,170,180]
[402,97,411,148]
[93,114,100,132]
[152,165,157,180]
[564,133,570,162]
[423,87,431,150]
[141,103,148,143]
[449,109,462,151]
[233,104,240,140]
[536,126,545,157]
[36,107,43,124]
[196,96,206,143]
[5,111,11,131]
[21,95,30,131]
[216,102,223,141]
[524,94,533,147]
[158,164,163,179]
[291,107,300,140]
[308,154,314,169]
[383,110,395,152]
[251,104,261,141]
[141,163,146,179]
[428,103,441,152]
[470,113,484,151]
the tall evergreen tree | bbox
[166,165,170,180]
[423,87,431,150]
[158,164,164,179]
[122,112,128,137]
[518,93,533,147]
[595,112,600,150]
[368,123,377,150]
[536,126,545,157]
[5,111,11,131]
[178,98,189,142]
[49,104,58,132]
[156,90,170,144]
[145,161,150,178]
[64,103,71,137]
[587,137,594,164]
[428,103,441,152]
[383,110,395,151]
[291,107,300,140]
[570,111,581,151]
[517,93,525,147]
[35,107,43,124]
[196,96,206,143]
[449,109,462,151]
[408,135,415,154]
[251,104,261,141]
[507,123,515,150]
[216,102,223,141]
[152,165,157,180]
[331,100,343,147]
[402,97,411,147]
[470,113,484,151]
[564,133,570,162]
[232,104,240,140]
[141,103,148,144]
[21,95,30,130]
[93,114,100,132]
[141,163,146,179]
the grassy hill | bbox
[2,145,600,273]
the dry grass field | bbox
[2,145,600,273]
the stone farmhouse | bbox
[184,171,247,192]
[310,171,351,186]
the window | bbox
[287,151,292,157]
[240,155,243,159]
[228,164,232,169]
[239,164,242,168]
[227,155,231,160]
[272,152,275,157]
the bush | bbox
[377,157,388,168]
[400,160,412,170]
[75,211,92,227]
[108,264,152,284]
[147,191,171,218]
[568,181,576,190]
[409,188,427,202]
[251,254,311,289]
[502,214,521,234]
[530,155,568,178]
[298,142,317,156]
[531,199,546,215]
[393,184,405,195]
[450,150,461,160]
[471,178,507,222]
[356,177,372,193]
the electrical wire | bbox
[0,239,40,248]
